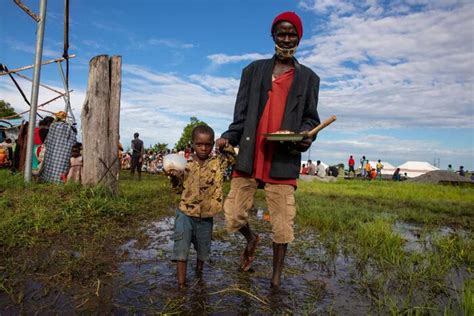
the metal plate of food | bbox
[264,115,337,142]
[263,132,305,142]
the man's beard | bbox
[275,44,297,60]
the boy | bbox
[167,125,235,289]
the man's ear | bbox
[271,31,276,42]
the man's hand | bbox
[215,138,229,150]
[293,134,312,152]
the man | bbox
[130,132,144,179]
[348,155,355,177]
[364,160,372,178]
[306,159,316,175]
[376,159,384,180]
[316,160,326,178]
[216,11,320,289]
[360,155,367,177]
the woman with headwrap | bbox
[216,11,320,289]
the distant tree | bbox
[0,100,18,117]
[151,142,168,153]
[175,116,208,151]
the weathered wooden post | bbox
[81,55,121,194]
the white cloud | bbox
[118,64,240,145]
[207,53,272,65]
[299,0,356,15]
[147,38,195,49]
[308,133,473,168]
[122,64,236,119]
[0,75,86,141]
[82,40,104,49]
[297,0,474,130]
[5,38,59,59]
[188,74,240,94]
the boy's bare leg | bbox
[238,223,260,271]
[177,260,187,289]
[196,259,204,276]
[270,242,287,289]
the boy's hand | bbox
[215,138,229,150]
[165,169,182,177]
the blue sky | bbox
[1,0,473,170]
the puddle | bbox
[112,214,371,314]
[1,216,470,314]
[393,221,469,253]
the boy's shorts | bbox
[171,209,213,262]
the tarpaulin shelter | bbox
[0,117,24,142]
[397,161,439,178]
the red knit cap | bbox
[271,11,303,40]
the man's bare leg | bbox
[238,223,260,271]
[270,242,287,289]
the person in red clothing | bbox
[300,163,308,175]
[216,11,320,289]
[348,155,355,177]
[370,168,377,180]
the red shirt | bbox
[234,69,296,186]
[348,158,355,167]
[34,127,42,145]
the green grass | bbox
[0,170,179,295]
[291,180,473,313]
[296,180,474,231]
[0,171,178,250]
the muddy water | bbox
[112,214,371,314]
[1,215,469,314]
[393,221,469,253]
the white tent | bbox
[368,161,397,175]
[397,161,439,178]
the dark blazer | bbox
[221,56,320,179]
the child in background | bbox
[300,163,307,175]
[166,125,235,289]
[0,144,7,167]
[67,144,83,183]
[369,168,377,180]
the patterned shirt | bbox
[39,122,77,183]
[172,145,236,218]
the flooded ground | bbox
[0,212,470,314]
[111,214,371,314]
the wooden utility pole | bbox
[81,55,121,194]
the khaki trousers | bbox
[223,177,296,244]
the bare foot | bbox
[240,234,260,271]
